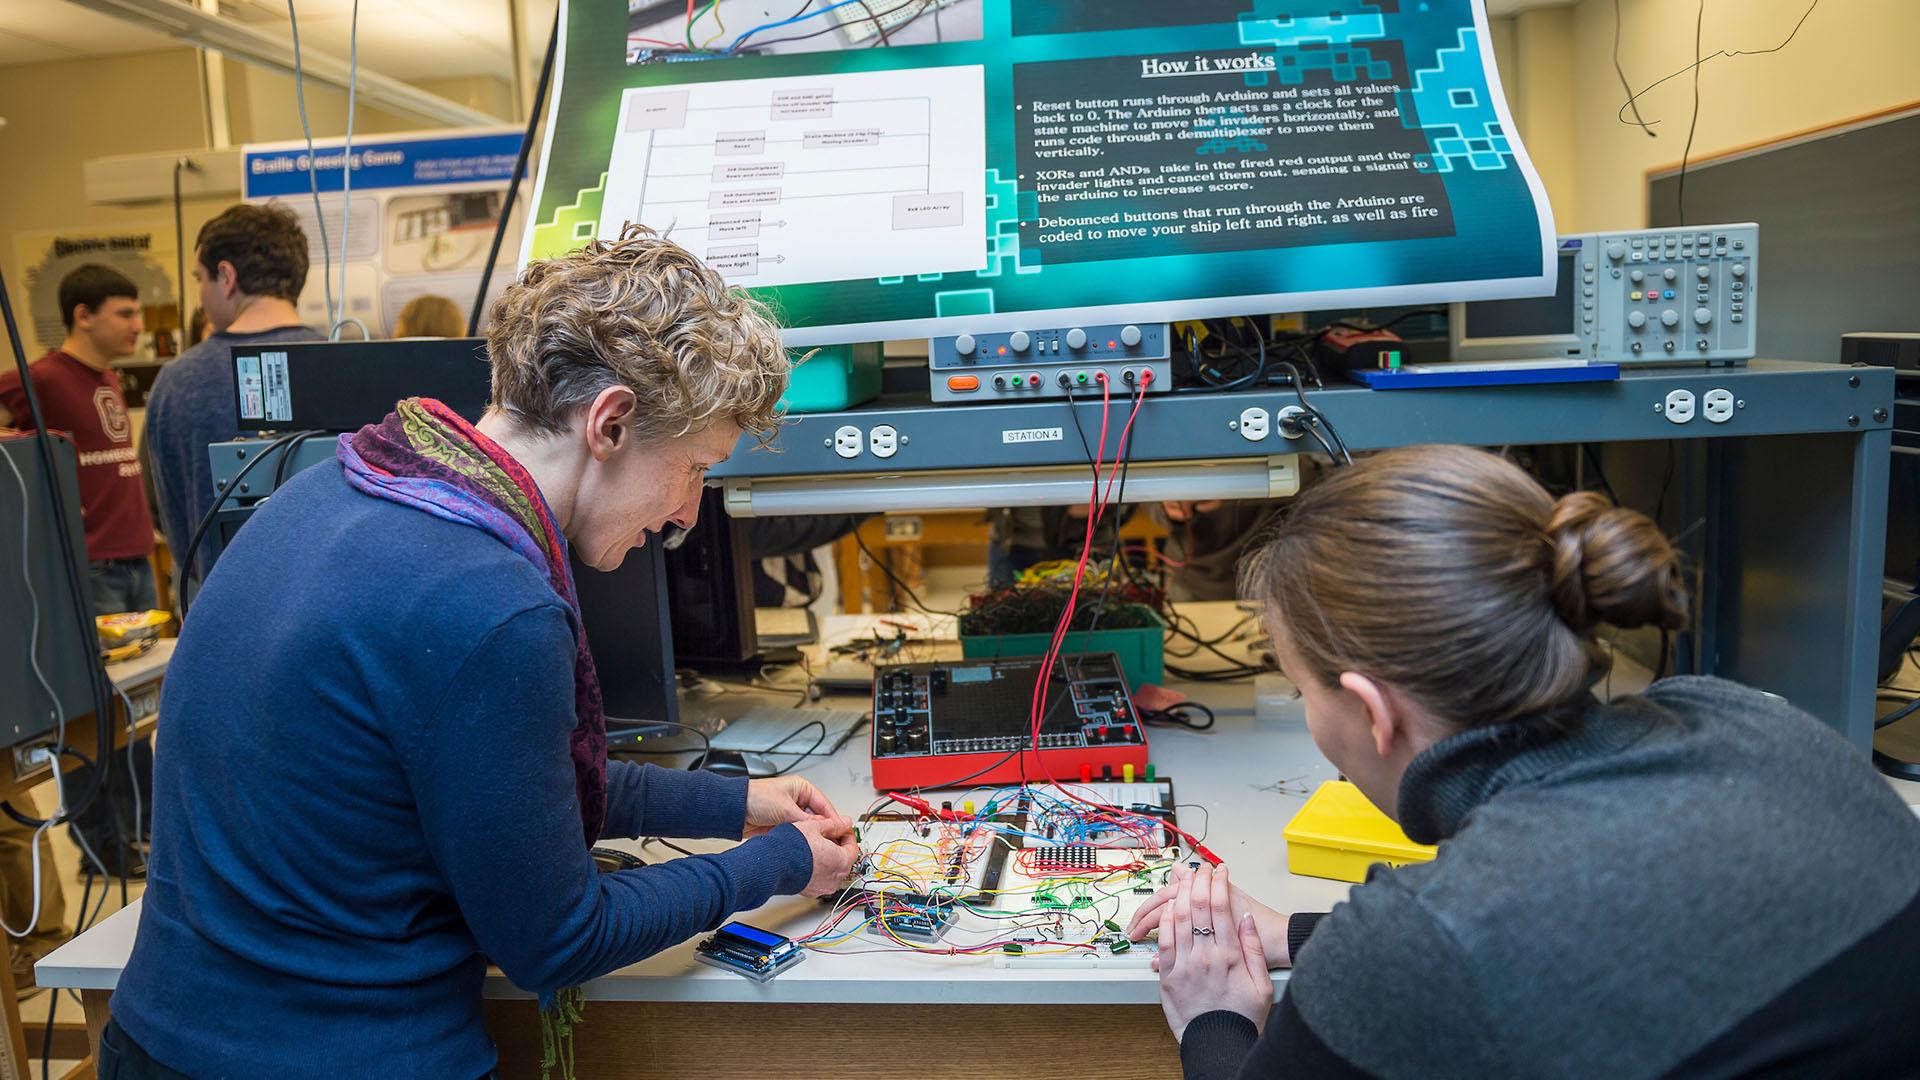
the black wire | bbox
[1089,381,1145,631]
[1581,444,1621,505]
[641,836,699,858]
[177,429,319,616]
[1875,694,1920,731]
[1273,357,1352,465]
[757,720,829,777]
[607,715,712,764]
[273,429,323,489]
[1140,702,1216,731]
[851,528,959,618]
[469,9,559,337]
[172,159,192,345]
[1675,0,1704,227]
[1616,0,1819,130]
[1612,0,1655,137]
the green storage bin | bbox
[959,614,1166,690]
[780,342,882,413]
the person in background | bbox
[103,228,859,1077]
[1151,500,1286,602]
[0,264,160,880]
[392,293,466,338]
[1128,444,1920,1077]
[145,203,320,592]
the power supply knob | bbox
[1065,327,1088,350]
[954,333,976,355]
[1662,268,1678,282]
[1627,309,1648,329]
[1696,266,1711,280]
[1629,269,1645,283]
[1693,306,1713,326]
[1120,324,1142,347]
[1605,240,1627,261]
[1731,262,1747,277]
[1009,331,1032,353]
[1661,308,1680,328]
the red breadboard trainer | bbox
[869,740,1149,792]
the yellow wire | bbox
[700,1,727,49]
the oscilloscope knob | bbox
[1605,240,1627,261]
[1661,309,1681,328]
[1627,310,1648,329]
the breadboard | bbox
[831,0,962,43]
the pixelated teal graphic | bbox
[1192,107,1270,155]
[876,168,1042,301]
[1238,3,1388,47]
[1399,26,1512,172]
[1239,2,1393,85]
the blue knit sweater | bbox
[111,458,812,1077]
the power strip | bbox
[832,0,962,43]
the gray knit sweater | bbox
[1181,676,1920,1079]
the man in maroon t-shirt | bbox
[0,264,157,614]
[0,264,158,884]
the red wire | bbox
[1027,376,1113,767]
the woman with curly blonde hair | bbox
[107,228,860,1078]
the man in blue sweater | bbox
[105,228,860,1077]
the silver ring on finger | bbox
[1192,926,1215,937]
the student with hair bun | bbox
[1129,444,1920,1078]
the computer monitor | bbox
[1447,248,1585,362]
[663,487,760,668]
[527,2,1558,346]
[572,541,681,737]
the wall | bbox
[1497,0,1920,233]
[0,45,513,337]
[0,48,230,337]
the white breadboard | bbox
[832,0,963,43]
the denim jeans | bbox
[88,557,157,616]
[98,1019,193,1080]
[74,557,157,869]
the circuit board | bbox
[801,782,1190,956]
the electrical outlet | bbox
[1662,389,1696,424]
[1702,387,1734,424]
[833,424,863,459]
[869,424,899,459]
[1275,405,1308,439]
[1237,407,1270,441]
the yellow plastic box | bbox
[1283,780,1437,883]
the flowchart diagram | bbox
[599,66,988,288]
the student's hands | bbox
[1153,864,1275,1042]
[1129,862,1292,968]
[1161,500,1224,522]
[744,777,841,837]
[790,816,861,897]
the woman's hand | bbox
[1129,862,1293,968]
[743,777,840,837]
[1153,864,1276,1042]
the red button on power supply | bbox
[946,375,979,392]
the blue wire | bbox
[727,0,871,52]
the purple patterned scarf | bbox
[337,397,607,848]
